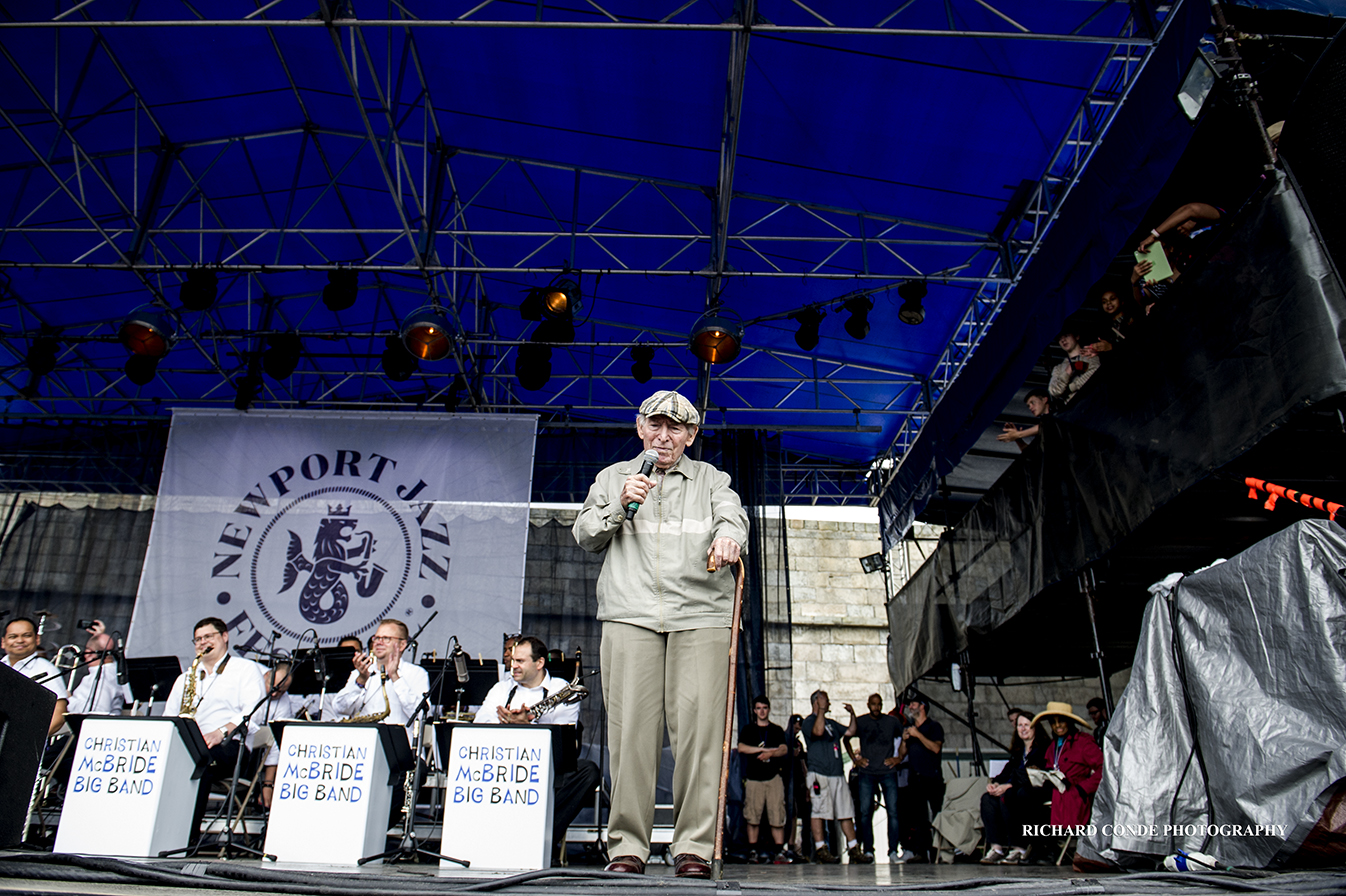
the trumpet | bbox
[341,652,390,724]
[179,650,206,718]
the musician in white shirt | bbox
[68,623,130,716]
[163,616,266,843]
[331,620,429,726]
[3,616,68,735]
[474,636,598,860]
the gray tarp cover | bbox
[1079,519,1346,869]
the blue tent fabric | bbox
[878,0,1211,549]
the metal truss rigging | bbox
[0,0,1169,503]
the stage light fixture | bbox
[234,374,262,411]
[842,296,872,340]
[400,305,455,361]
[262,333,303,381]
[531,316,575,345]
[689,310,743,364]
[791,307,826,351]
[119,306,175,358]
[323,269,359,312]
[858,552,886,575]
[124,355,160,386]
[380,334,417,381]
[444,374,467,412]
[1177,50,1220,122]
[541,278,580,319]
[179,269,218,312]
[25,337,59,377]
[630,345,654,384]
[897,280,927,325]
[515,340,553,391]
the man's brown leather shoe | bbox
[604,855,646,874]
[674,854,712,878]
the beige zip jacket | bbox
[573,453,749,632]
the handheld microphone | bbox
[116,636,128,687]
[452,639,469,683]
[625,449,661,520]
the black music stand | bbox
[1,663,58,847]
[287,648,357,716]
[127,656,183,709]
[425,660,496,714]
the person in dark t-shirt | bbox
[737,695,789,862]
[845,693,901,861]
[896,697,945,863]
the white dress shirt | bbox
[331,662,429,727]
[3,653,69,700]
[474,672,580,726]
[163,653,266,741]
[68,662,130,715]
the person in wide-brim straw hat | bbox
[1037,700,1104,831]
[1030,701,1092,730]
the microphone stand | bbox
[160,676,277,860]
[358,653,467,867]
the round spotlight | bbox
[897,280,928,325]
[180,269,218,312]
[26,337,60,377]
[630,345,654,384]
[124,355,160,386]
[119,305,175,358]
[262,333,303,381]
[791,307,826,351]
[842,296,872,341]
[515,341,553,391]
[380,334,418,381]
[400,305,455,361]
[541,278,580,319]
[689,311,743,365]
[323,269,359,312]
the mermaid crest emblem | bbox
[280,503,387,624]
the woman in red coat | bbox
[1031,701,1104,827]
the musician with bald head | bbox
[67,620,131,716]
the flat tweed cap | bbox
[639,390,700,426]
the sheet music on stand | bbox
[287,647,357,696]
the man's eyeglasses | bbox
[370,635,405,644]
[193,632,223,645]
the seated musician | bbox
[68,620,130,716]
[475,635,600,861]
[300,635,363,721]
[253,662,300,809]
[330,619,429,726]
[3,616,68,736]
[162,616,266,844]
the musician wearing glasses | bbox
[330,619,429,726]
[474,635,601,863]
[3,616,69,736]
[68,620,130,716]
[162,616,266,844]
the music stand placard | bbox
[54,716,208,856]
[263,721,412,865]
[437,723,554,871]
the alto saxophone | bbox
[341,653,391,723]
[179,651,206,718]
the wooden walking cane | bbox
[711,557,746,881]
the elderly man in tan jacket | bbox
[573,390,748,878]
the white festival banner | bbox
[129,410,536,668]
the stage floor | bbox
[2,853,1343,896]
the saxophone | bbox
[525,664,589,721]
[179,651,206,718]
[341,653,391,723]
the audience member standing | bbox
[1048,329,1100,406]
[846,693,902,862]
[896,697,945,863]
[802,690,867,863]
[737,695,790,863]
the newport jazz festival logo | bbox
[206,448,452,648]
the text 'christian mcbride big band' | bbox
[573,390,749,880]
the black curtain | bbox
[0,502,153,649]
